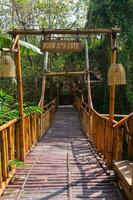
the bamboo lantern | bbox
[0,55,16,77]
[108,63,126,86]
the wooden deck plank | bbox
[114,161,132,186]
[1,106,127,200]
[113,160,133,199]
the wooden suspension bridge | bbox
[0,28,133,200]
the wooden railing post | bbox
[113,127,123,161]
[0,139,2,187]
[0,98,56,195]
[15,121,20,160]
[30,114,35,145]
[131,167,133,200]
[34,113,37,141]
[36,114,40,139]
[1,130,8,181]
[8,126,15,161]
[24,117,29,154]
[109,32,117,123]
[77,97,121,168]
[15,36,25,161]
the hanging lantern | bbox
[108,63,126,86]
[0,55,16,77]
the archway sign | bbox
[40,40,83,52]
[7,28,121,161]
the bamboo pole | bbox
[8,126,14,160]
[8,28,121,36]
[131,168,133,200]
[1,130,8,181]
[34,113,37,142]
[15,36,25,161]
[30,115,34,144]
[0,142,2,187]
[5,130,9,175]
[24,117,29,154]
[15,121,20,160]
[28,116,32,149]
[109,32,117,123]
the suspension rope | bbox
[85,37,93,109]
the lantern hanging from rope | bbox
[0,54,16,77]
[108,63,126,86]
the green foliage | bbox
[86,0,133,113]
[0,0,88,106]
[0,34,42,55]
[0,91,43,124]
[0,35,11,50]
[12,0,29,6]
[0,90,15,106]
[8,159,24,168]
[0,90,17,124]
[19,40,42,55]
[24,105,43,115]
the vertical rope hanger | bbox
[85,37,93,109]
[38,33,49,107]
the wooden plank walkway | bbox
[1,106,127,200]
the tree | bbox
[0,0,88,104]
[0,0,88,31]
[86,0,133,113]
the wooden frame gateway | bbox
[7,28,121,160]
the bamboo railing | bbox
[0,98,56,195]
[74,97,133,168]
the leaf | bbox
[0,34,42,55]
[19,40,43,55]
[24,105,43,115]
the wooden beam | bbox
[8,28,121,36]
[46,71,87,77]
[113,113,133,128]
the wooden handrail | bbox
[42,105,54,117]
[43,98,56,109]
[81,100,116,123]
[0,99,56,132]
[81,100,88,107]
[0,99,57,196]
[74,96,133,173]
[103,114,128,118]
[113,113,133,128]
[92,108,109,121]
[0,119,17,132]
[74,97,127,168]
